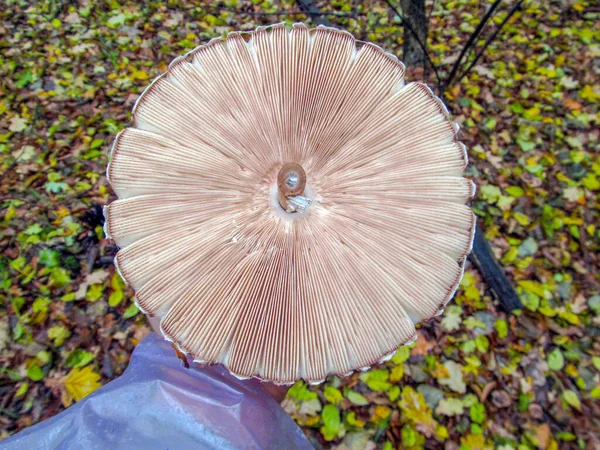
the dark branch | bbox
[469,224,522,312]
[455,0,524,84]
[383,0,442,88]
[441,0,503,93]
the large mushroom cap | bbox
[105,23,475,384]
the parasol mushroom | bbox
[104,23,476,385]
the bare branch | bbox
[455,0,525,83]
[469,223,523,312]
[441,0,503,93]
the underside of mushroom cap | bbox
[105,22,476,384]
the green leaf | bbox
[345,411,365,428]
[462,340,476,354]
[86,284,104,302]
[345,389,369,406]
[402,424,420,447]
[11,257,27,271]
[48,326,71,346]
[475,335,489,353]
[521,292,540,311]
[324,385,343,404]
[50,268,71,288]
[510,102,524,114]
[513,212,531,226]
[108,289,124,307]
[45,181,68,194]
[358,369,391,392]
[505,186,525,197]
[288,381,317,401]
[391,346,410,365]
[495,319,508,339]
[25,224,42,235]
[548,348,565,371]
[462,394,478,408]
[562,390,581,410]
[36,351,51,365]
[15,70,33,88]
[39,249,60,267]
[388,385,400,402]
[484,118,496,130]
[90,139,104,149]
[15,382,29,398]
[62,293,76,302]
[555,432,576,441]
[107,13,126,28]
[518,280,546,297]
[27,365,44,381]
[518,394,530,412]
[13,322,24,340]
[66,349,95,368]
[321,404,341,441]
[582,173,599,191]
[479,185,501,204]
[469,403,486,424]
[517,138,536,152]
[463,316,486,330]
[123,303,139,319]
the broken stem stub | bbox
[277,163,310,213]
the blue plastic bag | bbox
[2,334,312,450]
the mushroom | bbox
[104,23,475,384]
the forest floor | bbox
[0,0,598,448]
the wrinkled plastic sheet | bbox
[2,334,312,450]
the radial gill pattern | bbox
[104,22,476,384]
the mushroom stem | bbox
[277,163,309,212]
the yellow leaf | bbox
[304,415,320,427]
[132,69,149,80]
[436,425,449,440]
[64,366,102,402]
[565,364,578,377]
[389,364,405,383]
[398,387,438,436]
[518,280,546,298]
[346,411,365,428]
[431,363,450,379]
[4,205,16,222]
[461,433,493,450]
[373,405,391,421]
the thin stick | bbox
[455,0,524,84]
[441,0,503,93]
